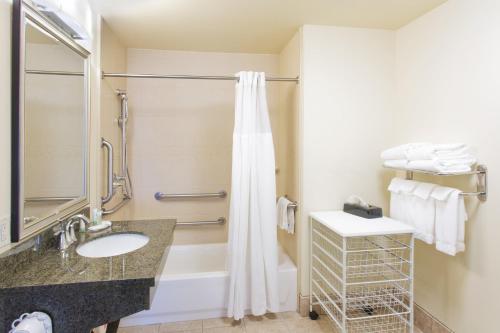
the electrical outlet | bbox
[0,215,10,247]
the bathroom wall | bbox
[277,32,301,264]
[0,0,12,250]
[298,25,397,296]
[118,49,281,244]
[395,0,500,331]
[100,20,127,216]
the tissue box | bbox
[343,203,383,219]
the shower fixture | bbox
[101,90,133,215]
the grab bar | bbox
[101,138,114,204]
[102,196,130,216]
[25,196,77,202]
[177,217,226,226]
[155,191,227,200]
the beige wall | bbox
[115,49,281,245]
[396,0,500,331]
[298,25,397,295]
[0,0,12,249]
[277,33,301,264]
[99,20,127,215]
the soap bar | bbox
[343,203,383,219]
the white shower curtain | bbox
[227,72,279,320]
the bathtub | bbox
[121,243,297,326]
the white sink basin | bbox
[76,232,150,258]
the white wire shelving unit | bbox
[309,211,415,333]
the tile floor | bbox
[118,312,425,333]
[118,312,335,333]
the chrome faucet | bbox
[54,220,70,251]
[66,214,91,233]
[53,214,91,251]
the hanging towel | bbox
[227,72,279,320]
[388,178,418,226]
[277,196,295,234]
[412,182,438,244]
[431,186,467,256]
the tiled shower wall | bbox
[123,49,281,245]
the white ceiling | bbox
[90,0,447,54]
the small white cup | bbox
[10,312,50,333]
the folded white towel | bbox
[277,197,295,234]
[382,143,474,162]
[381,143,430,160]
[408,158,476,173]
[431,186,467,256]
[383,160,409,169]
[406,143,467,161]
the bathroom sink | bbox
[76,232,150,258]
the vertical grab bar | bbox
[101,138,114,204]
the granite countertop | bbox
[0,219,176,290]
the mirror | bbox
[12,0,90,241]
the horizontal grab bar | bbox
[177,217,226,226]
[24,196,77,202]
[155,191,227,200]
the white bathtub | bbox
[121,243,297,326]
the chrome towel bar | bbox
[155,191,227,200]
[384,164,488,202]
[177,217,226,226]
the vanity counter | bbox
[0,219,176,332]
[0,219,176,289]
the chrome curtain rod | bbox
[26,69,84,76]
[102,72,299,83]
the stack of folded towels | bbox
[381,142,476,173]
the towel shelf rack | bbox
[155,191,227,200]
[384,164,488,202]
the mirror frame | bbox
[11,0,91,242]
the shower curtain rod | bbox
[102,72,299,83]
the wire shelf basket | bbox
[310,217,414,333]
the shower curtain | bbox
[227,72,279,320]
